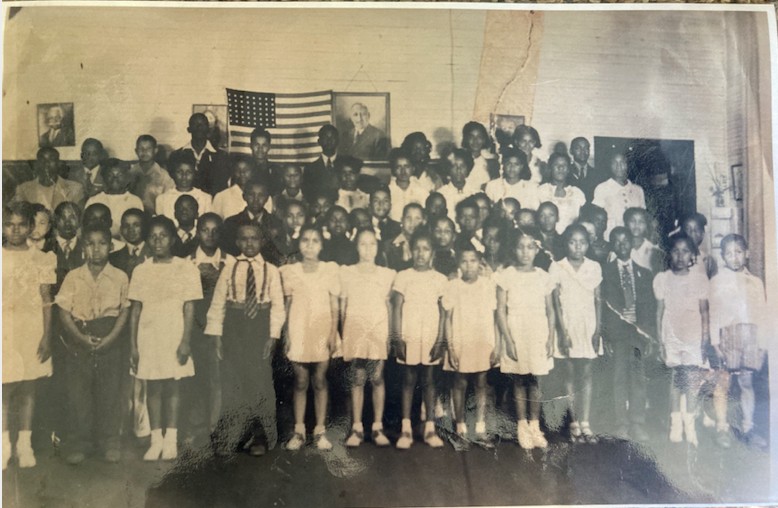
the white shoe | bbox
[315,432,333,451]
[143,431,163,461]
[702,413,715,428]
[424,431,444,448]
[517,420,533,450]
[529,420,548,449]
[372,429,390,447]
[396,432,413,450]
[286,433,305,451]
[161,431,177,461]
[345,429,364,448]
[682,413,698,447]
[669,412,683,443]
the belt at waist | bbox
[226,301,272,310]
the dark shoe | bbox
[716,430,732,449]
[630,424,649,443]
[248,443,267,457]
[104,449,121,463]
[66,452,85,465]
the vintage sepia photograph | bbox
[2,3,777,508]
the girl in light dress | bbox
[624,207,664,274]
[484,148,540,210]
[496,227,556,449]
[442,246,498,449]
[551,224,603,444]
[391,230,448,449]
[537,153,586,233]
[280,225,341,451]
[129,215,202,461]
[340,228,395,448]
[653,233,710,446]
[461,121,499,190]
[2,202,56,469]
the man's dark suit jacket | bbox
[109,244,151,279]
[47,238,86,291]
[220,209,284,264]
[302,157,340,204]
[601,259,657,349]
[170,147,231,197]
[340,125,389,161]
[568,163,606,202]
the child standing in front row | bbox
[3,202,56,469]
[551,224,602,444]
[653,233,709,446]
[443,246,499,449]
[709,234,768,449]
[496,227,556,449]
[279,226,341,451]
[340,229,396,447]
[391,230,448,449]
[129,216,203,461]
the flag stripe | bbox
[275,110,332,120]
[273,99,332,109]
[275,91,333,99]
[230,130,317,140]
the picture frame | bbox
[731,163,744,201]
[489,112,525,149]
[193,104,229,151]
[332,92,391,161]
[37,102,75,148]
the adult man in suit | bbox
[221,180,283,263]
[15,147,86,211]
[68,138,106,198]
[339,103,389,161]
[39,104,75,148]
[302,124,341,204]
[568,137,604,202]
[249,127,284,197]
[109,208,150,279]
[601,226,657,442]
[171,113,231,196]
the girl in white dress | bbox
[496,227,556,449]
[484,148,540,210]
[129,216,202,461]
[280,226,340,451]
[340,229,395,448]
[653,233,710,446]
[391,230,448,449]
[442,247,498,448]
[461,121,499,190]
[2,202,56,469]
[537,153,586,233]
[624,207,664,274]
[551,224,602,444]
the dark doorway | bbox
[594,137,696,246]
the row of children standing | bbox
[3,117,769,469]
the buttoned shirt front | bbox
[593,179,646,236]
[387,177,430,222]
[55,263,130,321]
[129,162,176,215]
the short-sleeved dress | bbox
[441,277,497,373]
[128,257,203,380]
[340,265,396,361]
[392,268,448,366]
[280,262,341,363]
[550,258,603,359]
[652,269,709,367]
[2,248,56,384]
[496,267,555,375]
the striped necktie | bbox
[244,260,260,320]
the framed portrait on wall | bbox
[332,92,390,161]
[489,113,525,149]
[37,102,75,148]
[193,104,229,151]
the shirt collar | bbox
[183,140,217,160]
[195,246,221,265]
[617,258,632,268]
[322,154,337,166]
[128,242,145,256]
[236,252,265,264]
[57,235,75,250]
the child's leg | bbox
[713,369,731,431]
[474,372,488,430]
[527,376,541,422]
[737,370,756,433]
[15,381,37,468]
[3,383,17,468]
[312,361,330,431]
[368,361,386,427]
[161,379,181,459]
[579,361,593,424]
[670,368,683,412]
[513,375,528,422]
[421,366,437,424]
[147,380,163,431]
[451,373,468,428]
[563,360,577,423]
[400,366,417,422]
[682,367,703,414]
[350,361,367,429]
[292,363,311,429]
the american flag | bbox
[226,88,332,162]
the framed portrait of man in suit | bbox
[489,113,525,152]
[333,92,391,161]
[193,104,229,151]
[37,102,75,148]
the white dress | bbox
[2,248,56,384]
[392,268,448,366]
[537,184,586,233]
[653,270,709,367]
[128,257,202,380]
[550,258,602,359]
[441,277,497,373]
[280,262,341,363]
[496,267,555,375]
[484,179,540,210]
[340,265,396,361]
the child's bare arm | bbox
[699,298,711,345]
[552,286,571,350]
[655,299,665,359]
[391,291,403,342]
[38,284,54,361]
[592,284,602,352]
[328,294,339,350]
[496,287,517,361]
[129,301,142,372]
[545,294,556,358]
[177,301,196,364]
[442,309,457,368]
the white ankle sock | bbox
[165,428,177,440]
[371,422,384,431]
[294,424,306,435]
[352,422,364,433]
[313,425,326,436]
[424,421,435,433]
[456,422,467,435]
[401,418,412,433]
[18,430,32,449]
[475,421,486,434]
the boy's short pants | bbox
[720,323,764,371]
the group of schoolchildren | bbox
[2,114,769,470]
